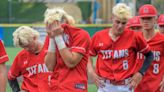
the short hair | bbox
[112,3,132,20]
[13,26,39,47]
[44,8,75,25]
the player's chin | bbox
[117,30,124,34]
[28,50,35,53]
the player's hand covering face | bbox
[46,20,64,38]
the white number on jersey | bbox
[153,64,159,74]
[123,60,128,70]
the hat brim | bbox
[158,23,164,26]
[130,24,141,27]
[139,15,156,18]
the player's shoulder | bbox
[16,49,29,57]
[63,24,90,36]
[155,32,164,43]
[156,32,164,38]
[125,28,136,34]
[122,28,138,38]
[0,40,4,47]
[62,23,83,32]
[93,28,110,37]
[0,40,4,45]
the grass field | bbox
[5,47,98,92]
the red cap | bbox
[126,18,132,28]
[126,16,141,28]
[130,16,141,27]
[158,14,164,25]
[138,4,157,17]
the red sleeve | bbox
[89,33,98,56]
[70,31,91,55]
[0,40,9,63]
[135,33,150,54]
[43,35,49,49]
[8,54,21,80]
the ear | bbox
[33,36,37,41]
[154,16,158,24]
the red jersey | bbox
[8,47,49,92]
[0,40,9,63]
[135,32,164,92]
[43,35,49,50]
[50,24,90,92]
[37,35,52,92]
[90,28,150,81]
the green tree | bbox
[0,0,47,23]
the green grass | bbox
[6,47,22,65]
[6,83,12,92]
[88,84,97,92]
[6,84,97,92]
[5,47,98,92]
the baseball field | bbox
[6,47,98,92]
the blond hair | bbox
[112,3,132,20]
[44,8,75,25]
[13,26,39,47]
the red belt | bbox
[105,78,130,85]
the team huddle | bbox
[0,3,163,92]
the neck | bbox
[109,28,121,40]
[143,28,156,41]
[35,42,43,54]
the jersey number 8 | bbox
[123,60,128,70]
[153,64,159,74]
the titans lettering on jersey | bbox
[137,51,160,61]
[26,64,48,77]
[100,49,129,59]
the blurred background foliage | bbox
[0,0,163,24]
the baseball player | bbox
[8,26,49,92]
[135,4,164,92]
[0,40,9,92]
[158,14,164,34]
[126,16,142,31]
[87,3,154,92]
[44,8,90,92]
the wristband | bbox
[55,35,66,50]
[48,38,56,52]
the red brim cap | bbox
[158,23,164,25]
[130,24,141,27]
[139,15,156,18]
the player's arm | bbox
[139,51,154,75]
[45,38,56,71]
[160,75,164,92]
[87,56,95,74]
[8,66,21,92]
[0,62,7,92]
[129,33,154,89]
[59,50,83,68]
[87,56,105,88]
[8,53,22,92]
[129,51,154,89]
[8,78,20,92]
[51,22,85,68]
[55,35,83,68]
